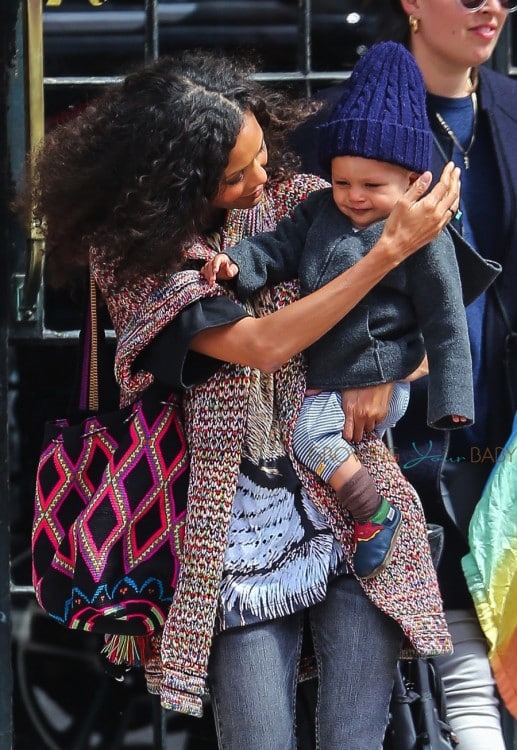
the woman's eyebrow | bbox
[225,139,265,180]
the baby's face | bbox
[330,156,416,229]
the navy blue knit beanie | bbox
[318,42,432,174]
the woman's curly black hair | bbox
[23,50,317,287]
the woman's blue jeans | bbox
[208,574,403,750]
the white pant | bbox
[435,609,506,750]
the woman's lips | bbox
[470,23,497,40]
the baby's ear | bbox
[407,171,421,187]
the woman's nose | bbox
[252,160,268,184]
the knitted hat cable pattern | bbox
[318,41,432,174]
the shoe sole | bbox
[357,514,403,580]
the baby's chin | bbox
[345,208,387,230]
[347,211,374,229]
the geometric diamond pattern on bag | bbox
[33,422,118,577]
[32,387,188,636]
[77,405,188,581]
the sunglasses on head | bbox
[459,0,517,12]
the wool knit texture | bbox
[91,174,452,717]
[318,41,433,175]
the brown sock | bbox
[335,465,382,521]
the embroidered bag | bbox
[31,275,188,664]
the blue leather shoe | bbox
[353,504,402,579]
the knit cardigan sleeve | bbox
[90,251,229,406]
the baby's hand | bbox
[451,415,468,424]
[201,253,239,286]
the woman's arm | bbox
[191,164,460,372]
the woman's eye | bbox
[225,172,244,186]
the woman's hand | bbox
[404,355,429,382]
[341,383,395,443]
[380,162,461,265]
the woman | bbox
[25,51,459,750]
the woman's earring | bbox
[409,15,420,33]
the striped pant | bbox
[293,383,410,483]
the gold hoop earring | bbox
[409,15,420,33]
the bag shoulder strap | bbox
[88,272,99,411]
[78,272,99,412]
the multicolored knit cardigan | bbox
[91,174,452,717]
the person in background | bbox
[23,50,458,750]
[294,1,517,748]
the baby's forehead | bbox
[330,156,414,180]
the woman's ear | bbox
[400,0,419,15]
